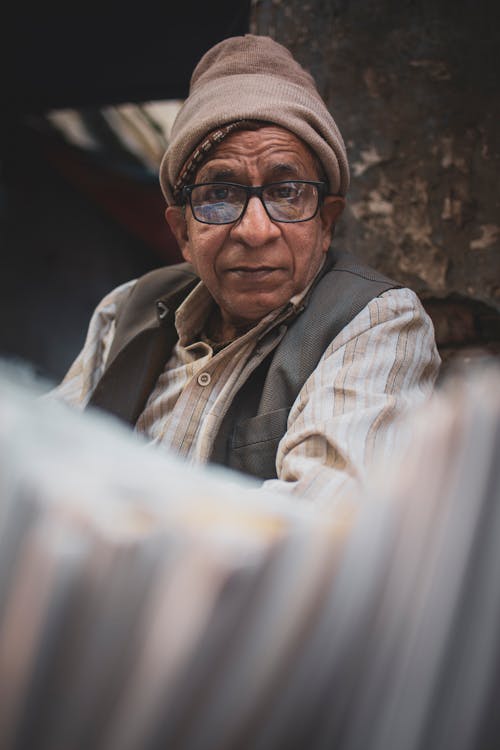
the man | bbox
[52,34,440,505]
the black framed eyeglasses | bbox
[182,180,326,225]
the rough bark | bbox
[250,0,500,366]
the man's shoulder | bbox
[107,263,199,357]
[115,262,199,317]
[322,249,400,289]
[133,262,199,297]
[304,249,402,327]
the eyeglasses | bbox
[182,180,326,225]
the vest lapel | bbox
[88,276,197,425]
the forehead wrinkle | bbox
[197,159,306,186]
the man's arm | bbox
[46,280,136,407]
[263,287,441,507]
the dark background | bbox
[1,3,251,383]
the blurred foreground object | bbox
[0,362,499,750]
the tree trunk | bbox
[250,0,500,368]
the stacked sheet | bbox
[0,362,499,750]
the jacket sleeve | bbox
[45,280,137,408]
[261,287,441,508]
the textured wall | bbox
[251,0,500,364]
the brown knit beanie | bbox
[159,34,350,205]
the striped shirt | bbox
[51,278,441,507]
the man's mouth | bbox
[227,266,281,278]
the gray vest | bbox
[88,250,399,479]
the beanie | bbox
[159,34,350,204]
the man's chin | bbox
[223,294,289,327]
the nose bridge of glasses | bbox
[239,185,271,220]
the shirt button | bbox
[197,372,211,386]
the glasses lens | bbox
[263,181,320,222]
[189,184,246,224]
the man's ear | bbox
[319,196,345,251]
[165,206,191,262]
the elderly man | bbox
[53,34,440,504]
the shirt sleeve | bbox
[46,279,137,408]
[261,287,441,508]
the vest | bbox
[88,249,400,479]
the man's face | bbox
[166,126,344,334]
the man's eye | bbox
[203,185,230,202]
[267,184,301,200]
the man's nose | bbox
[230,195,281,246]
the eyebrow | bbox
[197,161,304,183]
[268,162,302,178]
[197,166,235,182]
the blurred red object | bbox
[37,128,183,265]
